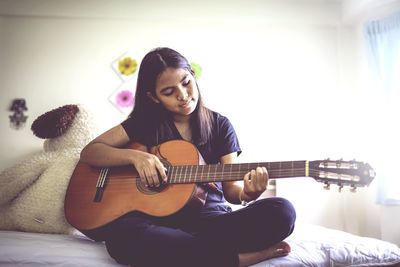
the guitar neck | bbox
[167,160,308,184]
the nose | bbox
[177,87,188,101]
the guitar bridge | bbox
[94,168,109,202]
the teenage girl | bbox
[79,47,296,267]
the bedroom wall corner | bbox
[381,206,400,246]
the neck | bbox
[173,120,192,142]
[166,161,309,184]
[173,113,191,124]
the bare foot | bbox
[262,241,291,258]
[238,241,291,267]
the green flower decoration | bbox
[118,57,138,76]
[191,62,202,79]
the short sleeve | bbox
[121,116,136,141]
[215,114,242,158]
[120,116,152,145]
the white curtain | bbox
[364,11,400,205]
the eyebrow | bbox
[160,74,188,93]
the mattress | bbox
[0,224,399,267]
[0,230,125,267]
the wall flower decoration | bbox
[116,90,134,107]
[109,78,136,115]
[118,57,138,76]
[111,52,140,82]
[109,51,141,114]
[9,98,28,129]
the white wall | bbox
[0,0,399,245]
[0,0,345,169]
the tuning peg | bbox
[338,184,343,192]
[323,160,329,168]
[324,182,330,190]
[336,159,343,168]
[350,186,357,193]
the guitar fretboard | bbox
[166,160,308,184]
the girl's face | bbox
[150,67,199,120]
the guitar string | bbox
[101,169,321,180]
[67,173,355,194]
[67,173,352,194]
[100,170,326,184]
[90,162,311,184]
[103,170,310,179]
[101,180,356,188]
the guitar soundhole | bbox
[136,180,167,194]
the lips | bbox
[179,99,192,108]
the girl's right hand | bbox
[130,150,167,187]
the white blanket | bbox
[253,224,400,267]
[0,224,399,267]
[0,230,124,267]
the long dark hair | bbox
[129,47,213,145]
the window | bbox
[364,11,400,205]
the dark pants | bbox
[82,197,296,267]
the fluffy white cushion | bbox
[0,104,96,234]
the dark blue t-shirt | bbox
[121,111,241,212]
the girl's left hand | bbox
[241,167,268,202]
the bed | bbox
[1,223,399,267]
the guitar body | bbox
[64,140,205,231]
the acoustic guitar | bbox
[64,140,375,231]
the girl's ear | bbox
[147,92,160,103]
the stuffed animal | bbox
[0,104,97,234]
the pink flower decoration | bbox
[116,90,134,107]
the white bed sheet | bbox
[0,224,399,267]
[253,224,400,267]
[0,230,126,267]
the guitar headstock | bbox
[309,159,375,191]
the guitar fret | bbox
[175,166,180,183]
[305,160,309,177]
[194,165,198,183]
[183,166,187,183]
[291,161,294,177]
[200,165,204,183]
[174,166,179,183]
[181,166,185,184]
[183,166,188,183]
[188,165,193,184]
[168,165,174,183]
[178,165,183,183]
[212,164,217,182]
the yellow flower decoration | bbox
[118,57,138,76]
